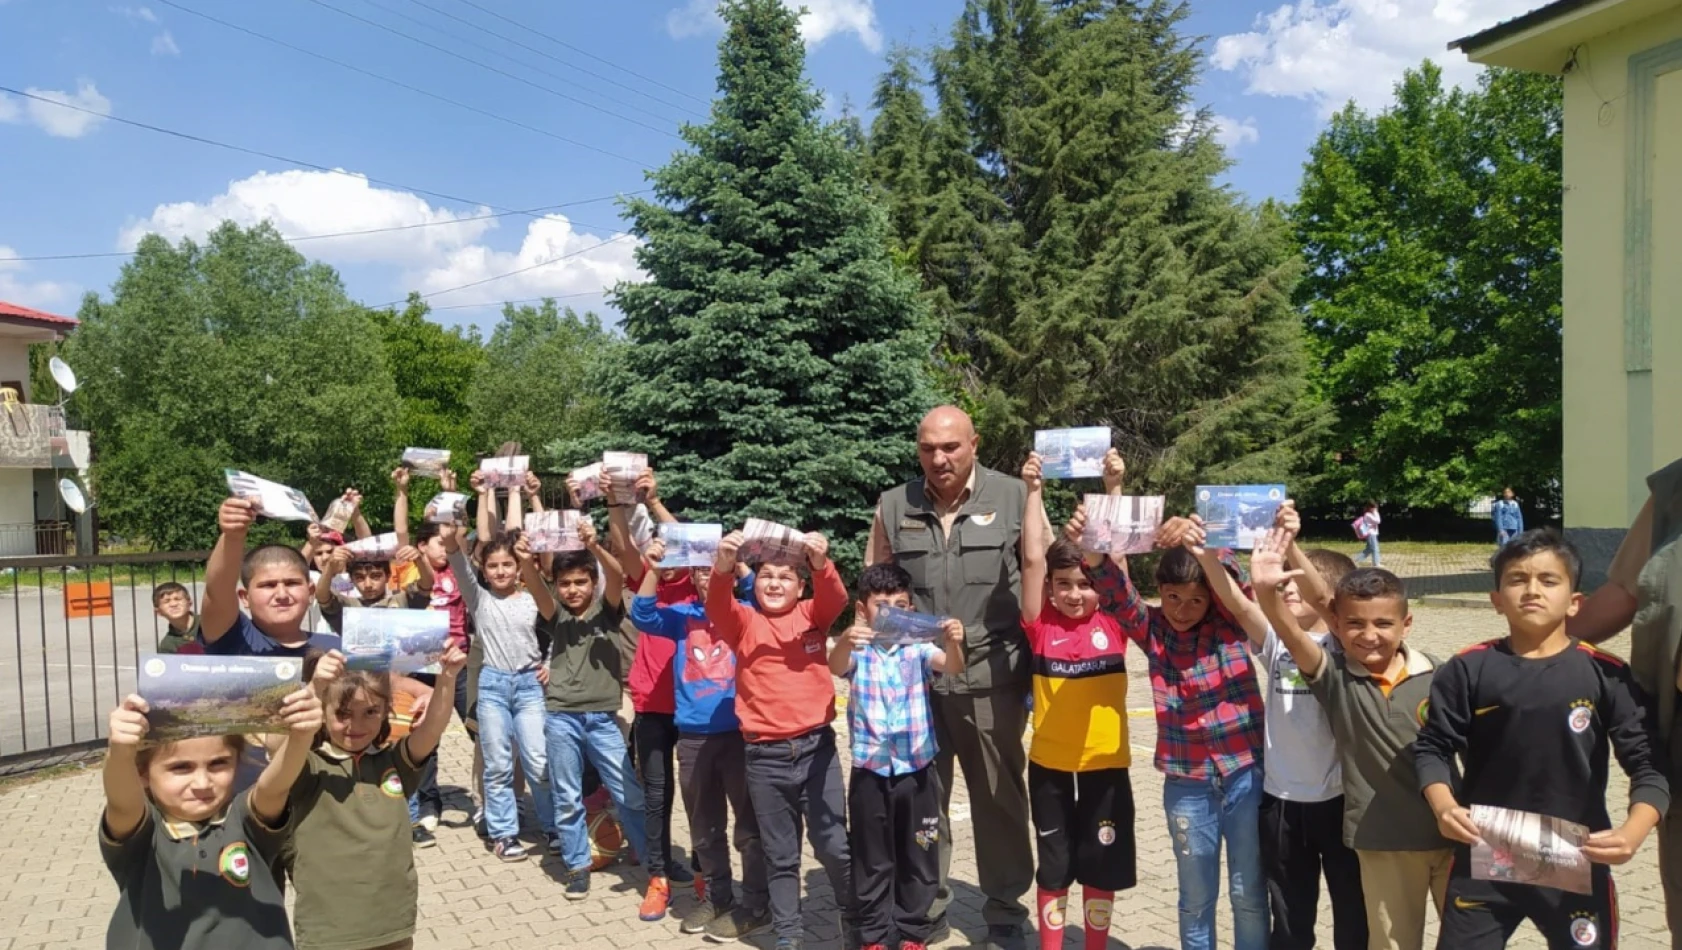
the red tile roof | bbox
[0,301,78,328]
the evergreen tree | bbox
[868,0,1320,502]
[605,0,936,572]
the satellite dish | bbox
[48,357,78,395]
[58,478,90,514]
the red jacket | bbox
[705,561,847,741]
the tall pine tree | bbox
[606,0,936,572]
[869,0,1322,502]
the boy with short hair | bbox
[1416,528,1669,949]
[829,564,964,950]
[1250,529,1451,950]
[201,497,342,658]
[532,516,652,905]
[312,546,431,634]
[633,535,769,938]
[707,527,856,950]
[151,582,202,655]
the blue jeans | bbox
[477,667,548,841]
[1163,766,1268,950]
[537,711,651,872]
[1361,535,1381,566]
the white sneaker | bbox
[420,814,440,833]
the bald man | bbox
[865,407,1040,950]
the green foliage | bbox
[605,0,937,573]
[1293,64,1562,510]
[370,297,483,465]
[866,0,1321,509]
[467,299,620,463]
[62,223,400,549]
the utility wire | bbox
[450,0,711,107]
[377,232,638,308]
[398,0,706,119]
[4,192,647,263]
[429,289,602,312]
[154,0,655,167]
[299,0,681,138]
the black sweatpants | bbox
[1027,763,1137,892]
[1259,793,1367,950]
[745,725,856,942]
[632,712,680,877]
[1436,847,1617,949]
[849,766,941,945]
[678,731,767,912]
[409,671,471,818]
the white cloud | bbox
[0,82,113,138]
[111,5,157,22]
[667,0,882,51]
[0,247,77,311]
[151,31,179,56]
[413,216,644,309]
[1212,0,1538,117]
[1211,114,1260,148]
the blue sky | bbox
[0,0,1536,332]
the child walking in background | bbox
[100,683,322,949]
[1355,502,1382,567]
[285,646,466,950]
[830,564,964,950]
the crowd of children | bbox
[105,444,1669,950]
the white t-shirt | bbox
[1261,626,1342,802]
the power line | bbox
[398,0,706,120]
[378,232,638,308]
[154,0,655,168]
[429,289,602,312]
[299,0,682,139]
[3,192,648,263]
[450,0,711,107]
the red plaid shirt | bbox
[1088,555,1264,782]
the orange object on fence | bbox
[64,581,114,618]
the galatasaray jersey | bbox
[1025,604,1130,772]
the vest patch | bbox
[380,768,405,798]
[219,842,252,886]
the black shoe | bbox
[706,905,773,942]
[493,837,528,862]
[666,859,695,885]
[925,917,950,946]
[411,825,437,849]
[682,896,733,935]
[545,835,565,857]
[983,924,1025,950]
[564,868,591,901]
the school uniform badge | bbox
[1569,913,1598,946]
[380,768,405,798]
[219,842,252,887]
[1416,698,1430,726]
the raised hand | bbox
[279,687,324,738]
[716,531,745,572]
[392,467,411,492]
[846,624,873,649]
[1101,449,1126,494]
[469,470,488,495]
[311,650,346,693]
[1064,503,1087,546]
[1021,453,1044,493]
[524,471,542,497]
[394,545,421,565]
[804,532,830,569]
[439,468,458,492]
[940,617,965,648]
[513,535,535,565]
[643,538,668,567]
[1248,532,1304,590]
[108,695,151,748]
[220,497,258,535]
[577,516,599,548]
[636,469,658,504]
[439,645,468,677]
[1274,499,1301,535]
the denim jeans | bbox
[1162,766,1268,950]
[536,711,650,871]
[744,726,856,941]
[476,667,548,841]
[1361,535,1381,566]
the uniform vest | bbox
[1630,457,1682,749]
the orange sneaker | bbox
[639,877,671,922]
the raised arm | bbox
[1275,501,1337,630]
[392,467,411,548]
[1021,453,1047,624]
[201,498,256,644]
[504,483,523,534]
[706,532,751,647]
[315,548,348,608]
[250,686,324,824]
[347,490,372,540]
[804,534,849,631]
[1086,554,1149,648]
[1164,516,1267,646]
[580,517,624,609]
[446,542,481,616]
[830,619,869,677]
[102,696,153,840]
[514,536,557,620]
[639,470,678,525]
[630,549,674,635]
[1249,529,1329,678]
[404,647,466,762]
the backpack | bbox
[1352,515,1371,540]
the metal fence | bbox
[0,550,209,775]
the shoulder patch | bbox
[1575,641,1627,668]
[1455,638,1502,657]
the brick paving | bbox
[0,606,1669,949]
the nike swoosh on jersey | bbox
[1453,897,1486,910]
[1475,705,1500,716]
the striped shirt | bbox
[845,642,943,776]
[1088,555,1264,782]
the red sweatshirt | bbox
[706,560,847,741]
[624,564,702,715]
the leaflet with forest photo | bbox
[1081,495,1165,555]
[424,491,467,525]
[1195,484,1287,550]
[401,447,451,479]
[740,518,808,565]
[224,469,318,522]
[1469,804,1592,895]
[870,605,946,646]
[478,455,529,489]
[1034,427,1111,479]
[343,532,400,560]
[602,452,649,505]
[524,510,584,553]
[570,462,604,503]
[658,523,722,568]
[138,653,303,741]
[341,609,451,674]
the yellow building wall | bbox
[1562,8,1682,544]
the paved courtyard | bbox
[0,606,1669,949]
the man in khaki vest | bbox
[865,406,1037,950]
[1571,456,1682,948]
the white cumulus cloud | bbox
[151,31,180,56]
[667,0,882,52]
[0,247,77,311]
[413,216,644,310]
[0,81,112,138]
[1212,0,1539,117]
[1211,114,1260,148]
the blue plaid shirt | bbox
[846,642,943,776]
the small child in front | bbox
[1416,529,1668,949]
[1020,453,1136,950]
[706,527,857,950]
[100,683,322,949]
[829,563,964,950]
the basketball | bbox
[588,809,625,871]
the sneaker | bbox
[901,943,927,950]
[667,861,695,885]
[926,918,950,946]
[983,924,1025,950]
[473,808,489,840]
[493,837,528,863]
[411,825,437,849]
[545,835,565,858]
[564,869,591,901]
[862,944,888,950]
[419,813,440,833]
[639,876,671,921]
[706,905,773,942]
[682,896,732,934]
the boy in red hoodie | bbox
[707,528,856,950]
